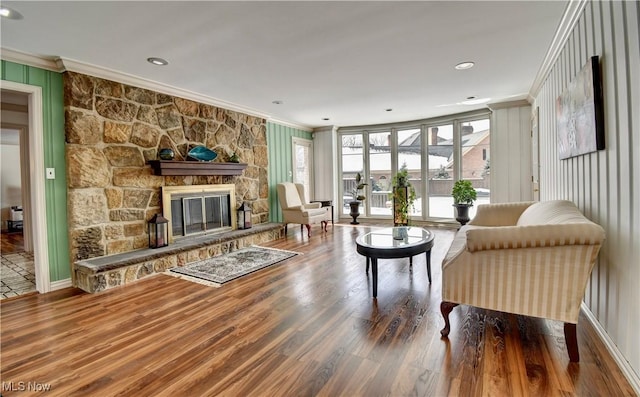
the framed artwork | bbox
[556,55,605,160]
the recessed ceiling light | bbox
[0,6,23,20]
[385,108,393,112]
[454,61,475,70]
[322,117,330,121]
[147,57,168,66]
[272,100,283,105]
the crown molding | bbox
[529,0,588,98]
[0,47,63,72]
[2,47,312,131]
[486,99,531,111]
[59,57,273,118]
[267,117,313,132]
[59,57,314,131]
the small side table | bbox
[7,220,23,233]
[311,200,334,224]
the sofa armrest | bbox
[468,202,535,226]
[465,223,605,252]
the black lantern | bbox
[237,202,252,229]
[148,213,169,249]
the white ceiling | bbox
[0,1,568,129]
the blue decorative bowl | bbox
[187,145,217,162]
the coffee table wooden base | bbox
[364,251,432,297]
[356,227,434,298]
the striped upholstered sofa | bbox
[440,200,605,362]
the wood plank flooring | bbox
[0,223,636,396]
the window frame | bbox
[337,109,491,222]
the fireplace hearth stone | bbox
[74,222,284,293]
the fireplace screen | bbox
[170,194,232,237]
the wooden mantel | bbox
[148,160,248,176]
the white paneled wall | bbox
[489,102,533,203]
[312,126,338,210]
[532,0,639,385]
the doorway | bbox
[1,82,50,295]
[292,137,314,201]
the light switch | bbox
[46,168,55,179]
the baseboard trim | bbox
[50,278,72,291]
[581,303,640,395]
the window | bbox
[341,134,364,214]
[369,132,391,216]
[338,110,490,222]
[427,124,454,218]
[397,128,421,217]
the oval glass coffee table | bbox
[356,226,434,298]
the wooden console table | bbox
[311,200,333,224]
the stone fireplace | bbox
[64,71,270,261]
[64,71,282,292]
[162,184,236,242]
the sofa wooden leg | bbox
[440,301,458,337]
[564,323,580,362]
[322,220,328,232]
[305,224,311,237]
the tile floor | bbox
[1,251,36,299]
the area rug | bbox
[168,246,299,285]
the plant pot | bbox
[453,203,471,226]
[349,201,361,224]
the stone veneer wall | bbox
[64,71,269,263]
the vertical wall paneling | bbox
[532,0,640,384]
[625,0,640,370]
[266,122,312,222]
[312,126,337,219]
[1,61,70,282]
[488,102,532,203]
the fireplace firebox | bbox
[161,184,237,242]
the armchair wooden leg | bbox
[440,301,458,337]
[305,224,311,237]
[322,220,328,232]
[564,323,580,362]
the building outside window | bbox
[338,111,490,222]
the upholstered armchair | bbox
[440,200,605,362]
[277,182,329,237]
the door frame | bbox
[291,137,314,201]
[1,81,50,293]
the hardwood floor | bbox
[0,223,635,396]
[1,231,25,253]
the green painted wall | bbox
[1,61,70,281]
[266,122,312,222]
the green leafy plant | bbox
[390,164,417,225]
[351,172,368,201]
[452,179,477,205]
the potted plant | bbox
[390,164,416,226]
[349,172,367,224]
[451,179,477,226]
